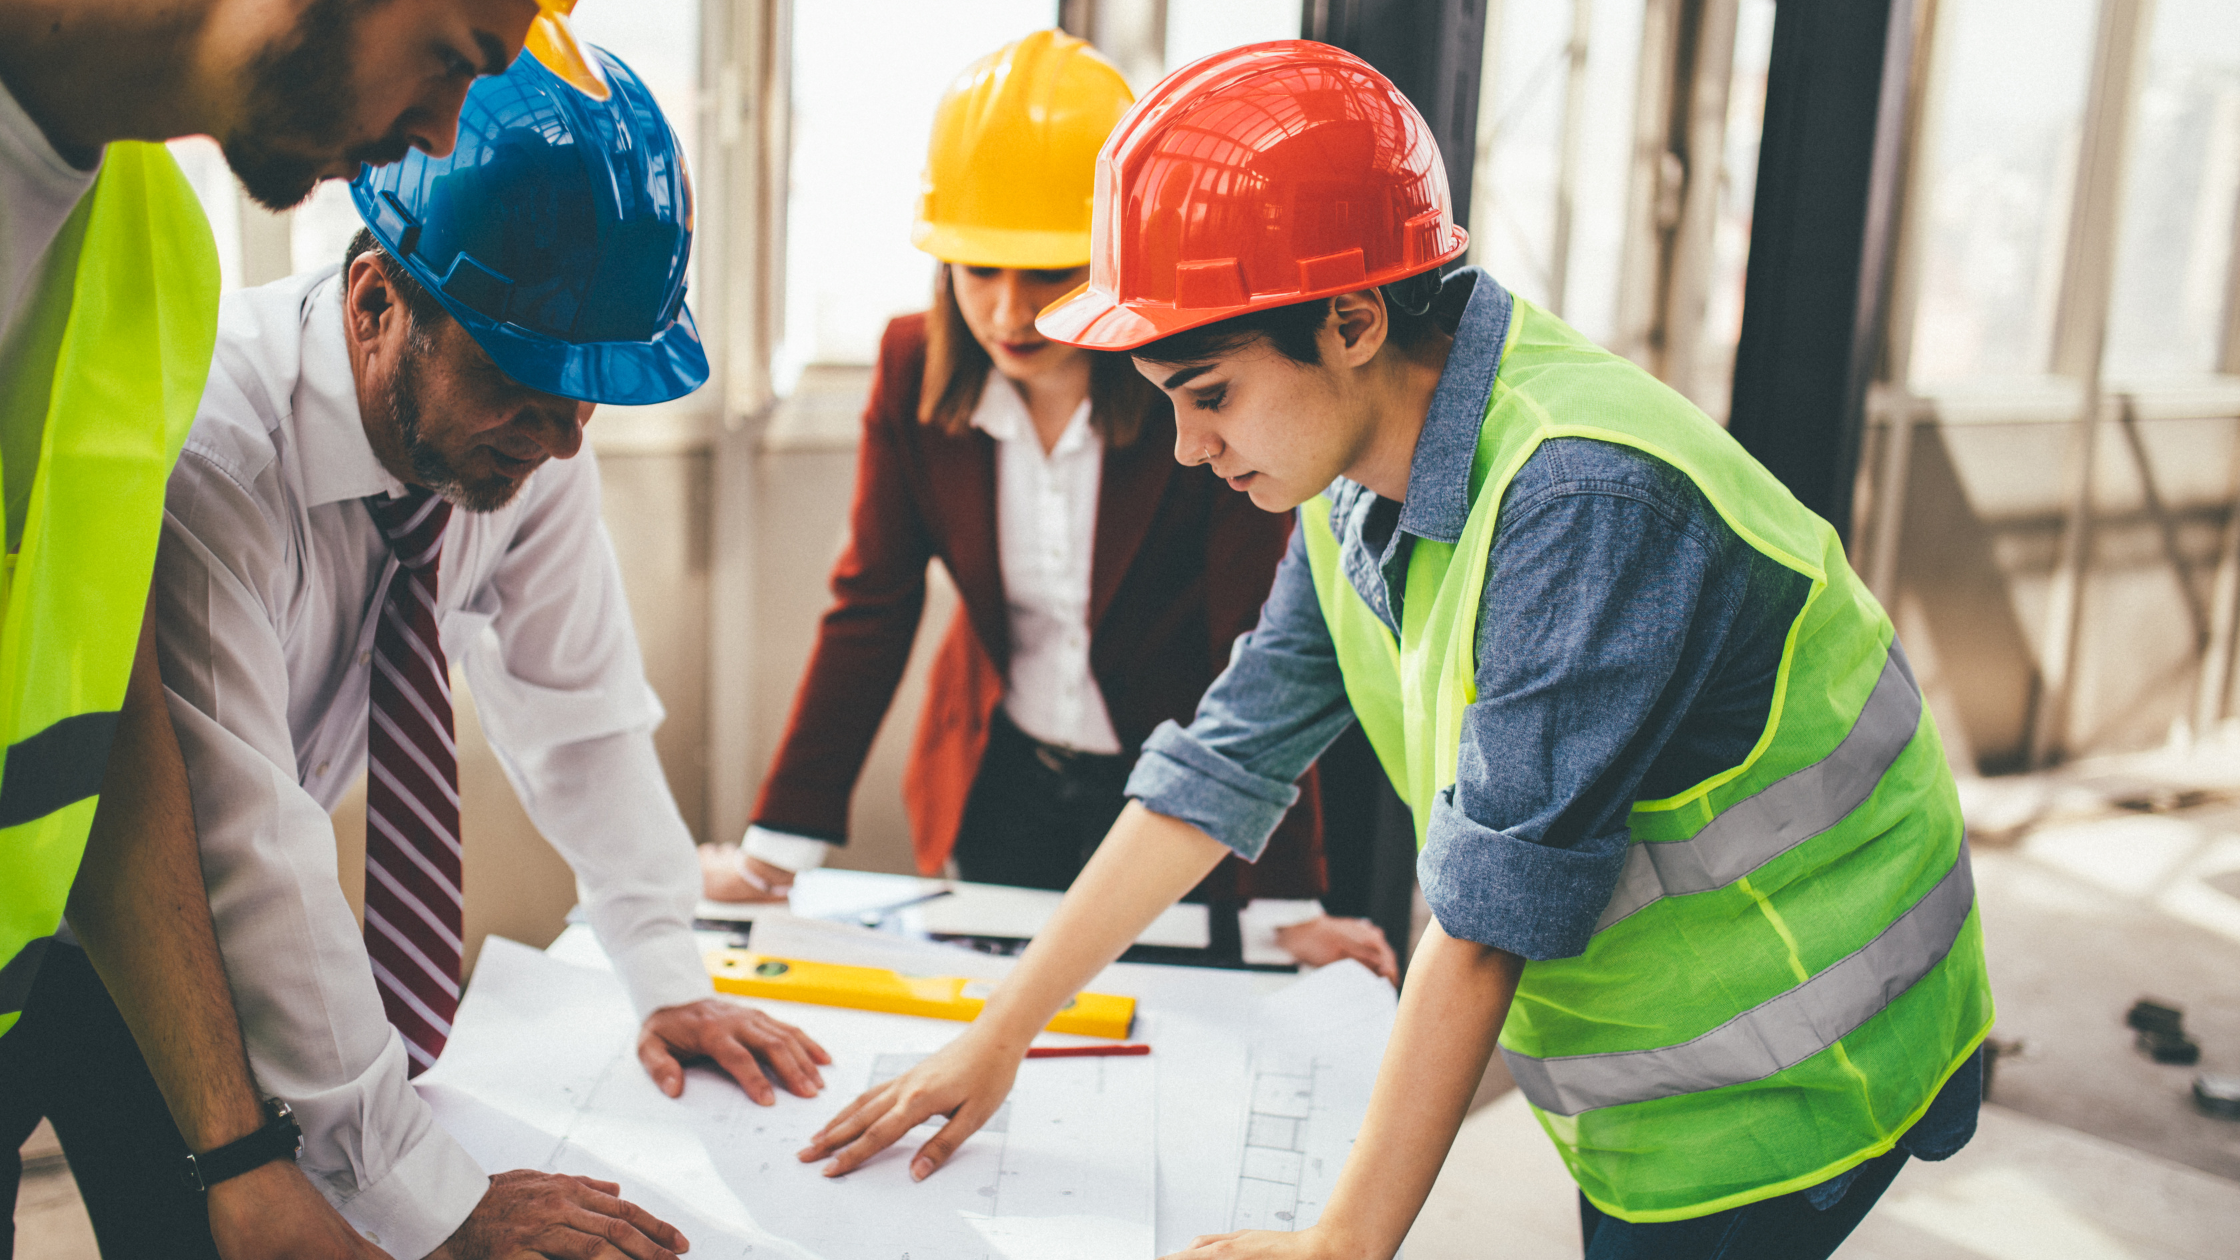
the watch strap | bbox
[182,1099,302,1192]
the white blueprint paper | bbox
[1227,961,1398,1235]
[740,915,1265,1256]
[530,918,1393,1253]
[419,938,1156,1260]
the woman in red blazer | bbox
[701,31,1393,977]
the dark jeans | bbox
[952,710,1133,892]
[1577,1146,1909,1259]
[0,942,220,1260]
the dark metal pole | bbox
[1302,0,1490,231]
[1726,0,1919,538]
[1300,1,1489,974]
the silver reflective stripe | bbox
[1595,643,1922,933]
[1506,844,1976,1116]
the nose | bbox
[529,403,589,461]
[994,272,1033,334]
[1172,417,1220,468]
[405,85,471,159]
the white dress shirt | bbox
[153,268,709,1259]
[746,377,1116,872]
[973,376,1122,755]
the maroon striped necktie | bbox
[362,487,460,1077]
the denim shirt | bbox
[1122,268,1977,1201]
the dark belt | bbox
[991,709,1128,779]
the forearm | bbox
[1314,922,1521,1259]
[66,597,263,1152]
[975,802,1230,1049]
[504,728,709,1018]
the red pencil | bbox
[1025,1043,1151,1059]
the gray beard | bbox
[384,336,522,514]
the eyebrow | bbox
[473,30,510,75]
[1159,364,1217,390]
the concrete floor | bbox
[12,1122,96,1260]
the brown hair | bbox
[918,265,1163,449]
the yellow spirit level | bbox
[706,950,1135,1039]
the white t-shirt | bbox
[0,73,101,549]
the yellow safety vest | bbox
[1300,286,1992,1220]
[0,142,218,1035]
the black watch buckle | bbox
[181,1097,303,1193]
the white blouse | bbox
[970,374,1124,755]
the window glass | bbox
[1470,0,1646,348]
[1690,0,1776,421]
[2104,0,2240,380]
[1908,0,2101,385]
[782,0,1055,377]
[167,138,247,290]
[1165,0,1296,69]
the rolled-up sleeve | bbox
[1125,526,1358,859]
[1420,477,1728,961]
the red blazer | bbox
[752,314,1327,900]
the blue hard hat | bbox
[350,44,707,406]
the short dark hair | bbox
[1133,268,1448,367]
[344,227,450,331]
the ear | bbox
[343,253,403,349]
[1327,289,1389,369]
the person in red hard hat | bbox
[799,40,1990,1260]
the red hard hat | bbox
[1037,40,1468,352]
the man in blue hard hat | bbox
[0,2,634,1258]
[131,45,832,1260]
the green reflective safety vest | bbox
[1300,290,1993,1222]
[0,142,219,1037]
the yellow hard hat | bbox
[527,0,610,100]
[913,30,1135,269]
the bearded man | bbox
[0,3,593,1258]
[136,44,837,1260]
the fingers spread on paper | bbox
[637,998,830,1104]
[429,1169,688,1260]
[1164,1228,1329,1259]
[798,1043,1018,1180]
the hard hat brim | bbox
[1036,225,1468,353]
[912,222,1091,272]
[459,299,711,406]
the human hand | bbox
[795,1026,1020,1181]
[1162,1226,1348,1259]
[427,1170,688,1260]
[208,1159,391,1259]
[638,997,830,1104]
[698,844,793,904]
[1274,915,1399,983]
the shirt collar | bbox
[1392,267,1514,545]
[293,269,408,507]
[969,373,1096,456]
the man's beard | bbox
[385,332,524,514]
[224,0,415,210]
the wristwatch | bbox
[181,1097,303,1192]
